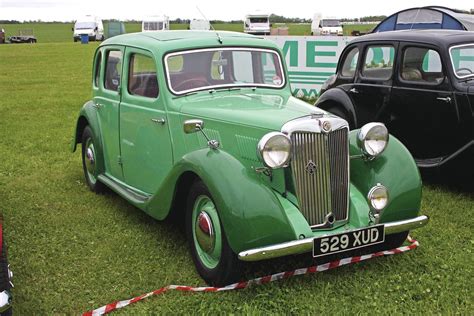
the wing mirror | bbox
[183,119,204,134]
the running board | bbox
[98,174,151,204]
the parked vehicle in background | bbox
[0,29,5,44]
[317,30,474,177]
[190,19,211,31]
[72,30,429,286]
[0,220,12,316]
[312,16,343,36]
[8,29,37,43]
[142,16,169,32]
[73,16,104,42]
[244,12,271,35]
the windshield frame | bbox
[449,43,474,80]
[164,47,286,96]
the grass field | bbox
[0,41,473,314]
[0,22,374,42]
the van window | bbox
[94,51,102,87]
[362,46,395,80]
[104,50,122,92]
[128,54,159,98]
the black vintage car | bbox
[317,30,473,176]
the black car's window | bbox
[104,50,122,92]
[128,54,159,98]
[341,47,359,77]
[362,46,395,80]
[94,51,102,87]
[402,47,444,83]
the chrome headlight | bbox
[357,123,389,158]
[367,183,389,212]
[257,132,291,169]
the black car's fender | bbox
[316,87,358,128]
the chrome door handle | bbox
[151,118,166,125]
[93,103,102,109]
[349,88,359,94]
[436,96,451,103]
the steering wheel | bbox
[174,78,210,91]
[457,67,473,75]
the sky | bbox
[0,0,472,22]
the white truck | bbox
[142,16,170,32]
[73,15,104,42]
[311,14,343,36]
[244,12,271,35]
[190,19,211,31]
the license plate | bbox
[313,225,385,257]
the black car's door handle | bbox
[436,96,451,103]
[349,88,359,94]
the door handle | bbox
[349,88,359,94]
[436,96,451,103]
[93,103,102,109]
[151,118,166,125]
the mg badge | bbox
[305,160,317,175]
[321,120,332,133]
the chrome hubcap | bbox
[84,138,97,184]
[195,211,215,253]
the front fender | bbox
[317,88,358,127]
[146,148,300,253]
[349,130,422,223]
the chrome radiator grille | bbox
[290,128,349,227]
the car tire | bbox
[0,239,12,316]
[326,106,354,129]
[186,180,241,286]
[81,126,106,193]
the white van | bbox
[142,16,170,32]
[190,19,211,31]
[244,13,271,35]
[73,15,104,42]
[311,14,343,36]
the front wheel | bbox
[186,180,241,286]
[81,126,106,193]
[325,106,354,129]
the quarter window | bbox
[341,47,359,77]
[362,46,395,80]
[104,50,123,92]
[402,47,444,83]
[128,54,159,98]
[94,51,102,87]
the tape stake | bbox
[83,237,419,315]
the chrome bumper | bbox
[0,290,11,313]
[238,215,429,262]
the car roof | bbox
[100,30,277,53]
[349,29,474,47]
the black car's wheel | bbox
[186,180,241,286]
[81,126,106,193]
[0,239,12,316]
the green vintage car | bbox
[72,31,429,286]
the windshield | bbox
[75,22,96,30]
[249,17,269,24]
[321,19,341,27]
[450,44,474,79]
[144,21,164,31]
[165,48,285,95]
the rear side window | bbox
[341,47,359,77]
[401,47,444,84]
[128,54,159,98]
[104,50,123,91]
[94,51,102,87]
[362,46,395,80]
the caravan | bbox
[73,16,104,42]
[142,16,170,32]
[244,12,271,35]
[311,14,343,36]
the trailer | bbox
[9,29,37,43]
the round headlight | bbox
[257,132,291,169]
[357,123,389,158]
[367,184,389,212]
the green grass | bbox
[0,42,473,314]
[1,22,373,43]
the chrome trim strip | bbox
[164,47,286,95]
[238,215,429,262]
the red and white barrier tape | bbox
[83,236,419,316]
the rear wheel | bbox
[186,180,241,286]
[81,126,106,193]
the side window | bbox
[341,47,359,77]
[402,47,444,83]
[362,46,395,80]
[128,53,159,98]
[94,51,102,87]
[104,50,123,92]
